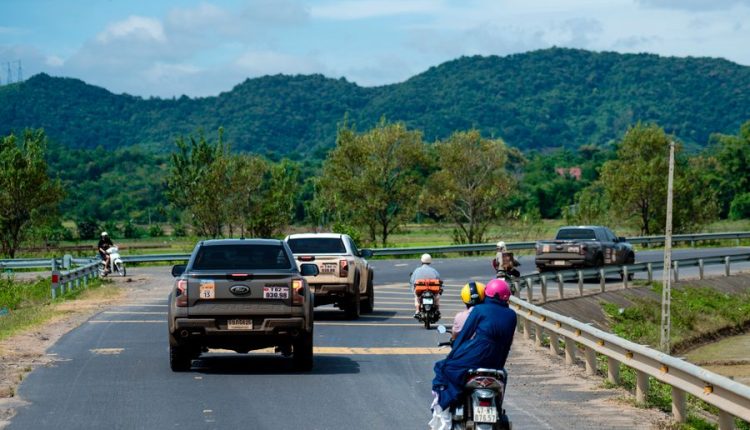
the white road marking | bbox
[90,348,124,355]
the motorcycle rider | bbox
[492,240,520,278]
[98,231,114,274]
[451,281,485,341]
[429,278,517,429]
[409,253,441,318]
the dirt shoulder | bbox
[0,273,154,427]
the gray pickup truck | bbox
[167,239,319,372]
[535,226,635,273]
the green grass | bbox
[0,275,113,341]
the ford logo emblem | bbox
[229,285,251,296]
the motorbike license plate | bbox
[554,260,566,266]
[227,319,253,330]
[422,297,434,305]
[263,286,289,299]
[473,406,498,423]
[321,263,337,273]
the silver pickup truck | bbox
[535,226,635,273]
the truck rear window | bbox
[556,229,596,240]
[192,244,292,270]
[286,238,346,254]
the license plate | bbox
[542,245,550,253]
[554,260,566,266]
[568,246,579,253]
[263,286,289,299]
[422,297,434,305]
[473,406,498,423]
[199,282,215,299]
[227,319,252,330]
[321,263,337,274]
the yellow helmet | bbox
[460,281,486,306]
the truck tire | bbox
[344,274,361,319]
[169,345,191,372]
[293,331,314,371]
[361,273,374,314]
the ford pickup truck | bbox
[535,226,635,274]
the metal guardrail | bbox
[511,295,750,426]
[50,259,100,299]
[1,231,749,268]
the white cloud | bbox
[45,55,64,67]
[234,50,327,76]
[311,0,441,20]
[636,0,750,11]
[95,16,166,44]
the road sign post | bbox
[660,141,675,353]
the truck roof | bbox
[285,233,345,240]
[200,238,284,246]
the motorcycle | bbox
[414,278,443,329]
[436,325,512,430]
[100,246,126,277]
[494,269,518,296]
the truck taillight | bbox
[175,279,188,307]
[292,279,304,305]
[580,245,587,255]
[339,259,349,277]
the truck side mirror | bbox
[171,264,186,277]
[618,237,626,243]
[360,249,374,258]
[300,263,319,277]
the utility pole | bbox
[660,140,676,353]
[17,60,22,82]
[6,62,12,84]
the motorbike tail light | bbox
[339,259,349,277]
[292,279,305,305]
[175,279,188,307]
[478,399,492,407]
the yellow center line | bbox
[116,304,168,307]
[315,322,426,327]
[103,311,164,315]
[89,320,164,323]
[211,347,446,355]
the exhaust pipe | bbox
[179,329,190,338]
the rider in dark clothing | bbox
[431,279,517,411]
[98,232,113,271]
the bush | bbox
[729,193,750,220]
[122,221,144,239]
[76,218,98,240]
[171,223,187,237]
[148,224,164,238]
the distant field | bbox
[12,219,750,260]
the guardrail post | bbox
[647,263,653,284]
[673,261,680,283]
[718,411,735,430]
[725,256,731,277]
[51,259,59,299]
[557,273,564,299]
[83,272,88,289]
[599,269,606,292]
[622,266,629,288]
[564,337,576,365]
[577,270,584,296]
[607,357,619,384]
[584,346,597,375]
[636,370,649,404]
[671,387,686,423]
[526,278,533,302]
[534,324,543,347]
[540,276,547,304]
[522,318,531,340]
[699,259,704,280]
[549,332,559,356]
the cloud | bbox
[556,18,604,48]
[240,0,310,25]
[234,50,328,76]
[635,0,750,11]
[45,55,64,67]
[311,0,440,20]
[95,16,166,44]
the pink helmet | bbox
[485,279,511,301]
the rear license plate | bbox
[473,406,498,423]
[568,246,579,253]
[554,260,566,266]
[422,297,434,305]
[227,319,252,330]
[263,286,289,299]
[321,263,337,274]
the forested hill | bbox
[1,47,749,155]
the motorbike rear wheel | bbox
[116,262,126,276]
[424,317,431,330]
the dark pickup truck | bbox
[535,226,635,273]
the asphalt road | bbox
[8,247,747,429]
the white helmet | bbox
[496,241,506,251]
[420,253,432,264]
[101,231,108,237]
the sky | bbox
[1,0,749,98]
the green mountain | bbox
[1,48,749,155]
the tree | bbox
[421,130,513,244]
[316,119,429,246]
[706,120,750,217]
[166,130,229,238]
[247,159,300,237]
[0,129,64,257]
[599,123,717,235]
